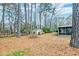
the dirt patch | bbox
[0,33,79,56]
[28,35,39,39]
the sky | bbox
[54,3,72,17]
[55,3,72,26]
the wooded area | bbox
[0,3,79,56]
[0,3,72,37]
[0,3,54,37]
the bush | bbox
[21,27,26,33]
[42,27,52,33]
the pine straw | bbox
[0,33,79,56]
[28,34,39,39]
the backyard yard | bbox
[0,32,79,56]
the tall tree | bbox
[39,3,52,28]
[39,4,42,29]
[8,9,13,34]
[30,3,33,34]
[16,3,21,37]
[6,4,15,34]
[14,4,17,35]
[27,3,30,34]
[2,4,5,34]
[24,3,28,34]
[43,11,47,27]
[34,3,37,29]
[50,7,56,30]
[70,3,79,48]
[0,20,2,32]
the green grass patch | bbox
[6,48,31,56]
[6,51,24,56]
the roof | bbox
[58,24,72,27]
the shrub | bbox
[42,27,52,33]
[21,27,26,33]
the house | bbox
[58,25,72,35]
[57,16,72,35]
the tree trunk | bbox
[0,20,2,32]
[30,3,32,34]
[39,13,41,29]
[24,3,28,34]
[2,4,5,34]
[16,3,21,37]
[34,3,37,29]
[50,13,53,29]
[50,7,56,31]
[44,13,47,27]
[27,4,30,34]
[28,4,29,23]
[39,5,42,29]
[8,13,12,34]
[14,4,17,36]
[8,9,13,34]
[70,3,79,48]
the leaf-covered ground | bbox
[0,33,79,56]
